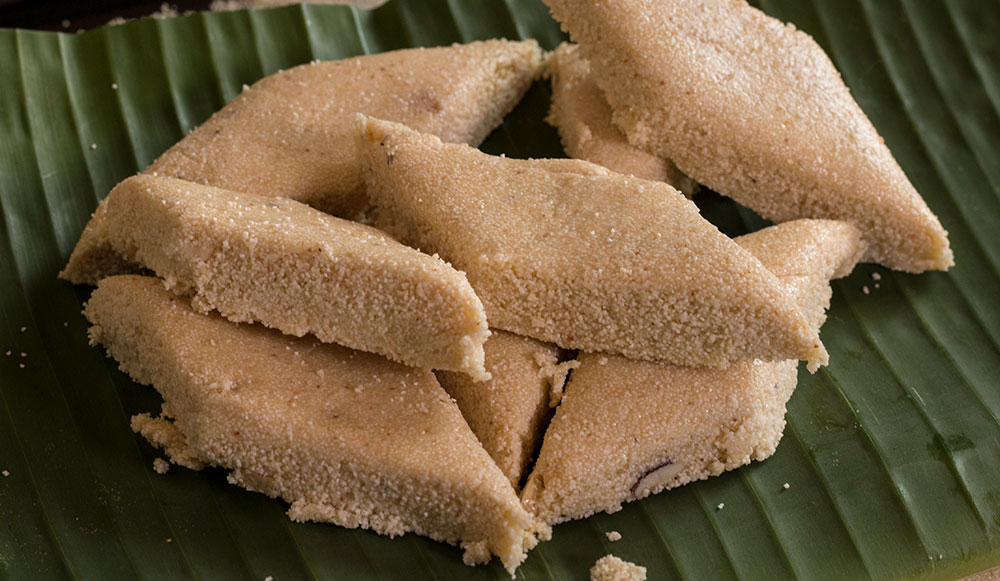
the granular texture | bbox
[521,220,865,524]
[437,330,573,488]
[61,39,543,285]
[544,0,951,273]
[86,275,547,574]
[358,115,826,369]
[546,43,696,196]
[101,174,490,379]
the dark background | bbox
[0,0,214,30]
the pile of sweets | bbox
[64,2,951,575]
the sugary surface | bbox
[544,0,952,273]
[734,219,867,331]
[85,275,546,574]
[57,201,143,283]
[520,220,864,524]
[590,555,647,581]
[60,39,543,286]
[147,39,542,216]
[546,43,697,196]
[101,174,490,379]
[437,330,573,488]
[358,115,826,369]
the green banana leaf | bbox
[1,0,998,578]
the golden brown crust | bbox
[358,115,826,369]
[86,275,546,574]
[101,174,490,379]
[544,0,952,273]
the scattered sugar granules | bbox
[782,482,791,490]
[717,503,725,510]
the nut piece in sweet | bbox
[630,459,684,500]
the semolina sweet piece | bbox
[543,0,952,273]
[58,201,143,283]
[85,275,548,575]
[520,220,865,524]
[100,174,490,379]
[357,115,826,369]
[436,330,576,488]
[590,555,647,581]
[546,43,696,196]
[60,39,543,285]
[733,219,867,331]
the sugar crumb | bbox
[153,458,170,474]
[717,503,725,510]
[605,531,622,542]
[782,482,790,490]
[590,554,646,581]
[91,144,97,150]
[19,327,26,332]
[862,286,870,295]
[872,272,881,281]
[112,83,119,90]
[1,470,9,477]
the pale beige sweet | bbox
[60,39,543,285]
[520,220,865,524]
[544,0,952,273]
[100,174,490,379]
[546,43,697,197]
[357,115,826,369]
[436,330,576,488]
[590,555,647,581]
[85,275,547,574]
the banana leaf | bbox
[1,0,998,578]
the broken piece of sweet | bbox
[100,174,490,379]
[521,220,865,524]
[86,275,548,575]
[357,115,826,370]
[543,0,952,273]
